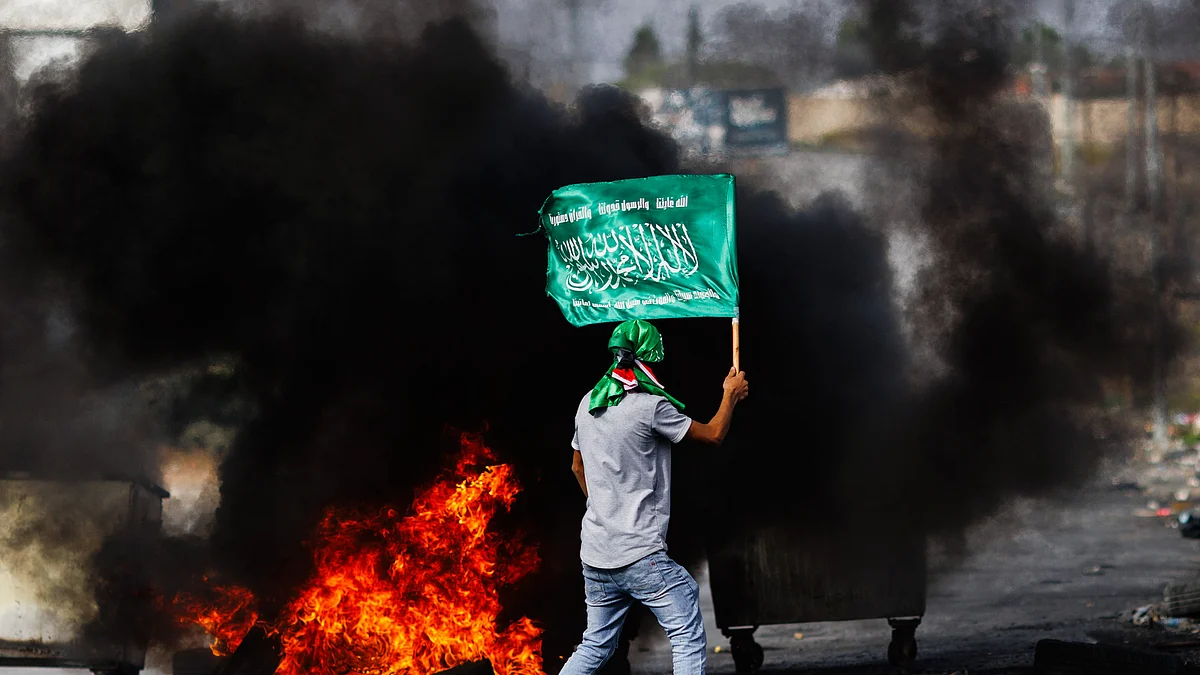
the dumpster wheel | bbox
[727,628,763,674]
[887,618,920,667]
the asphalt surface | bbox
[627,476,1200,674]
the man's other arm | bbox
[684,368,750,446]
[571,449,588,498]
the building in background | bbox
[0,0,153,95]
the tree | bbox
[833,17,874,78]
[624,23,663,79]
[1015,23,1064,69]
[1014,22,1097,78]
[686,6,703,67]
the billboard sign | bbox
[647,88,727,157]
[644,87,788,158]
[723,89,789,156]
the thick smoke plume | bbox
[0,0,1179,664]
[706,2,839,87]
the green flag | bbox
[539,174,739,327]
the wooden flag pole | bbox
[732,316,741,372]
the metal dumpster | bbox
[0,475,168,675]
[707,525,926,671]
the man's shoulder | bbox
[577,391,671,418]
[624,392,671,410]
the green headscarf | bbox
[588,320,685,412]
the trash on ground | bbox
[1132,604,1159,626]
[1164,581,1200,619]
[1178,510,1200,538]
[1159,617,1198,631]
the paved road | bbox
[628,476,1200,674]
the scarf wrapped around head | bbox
[589,320,685,412]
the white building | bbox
[0,0,152,84]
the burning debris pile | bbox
[0,0,1183,668]
[174,434,541,675]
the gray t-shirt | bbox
[571,391,693,569]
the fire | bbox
[173,582,259,655]
[175,434,542,675]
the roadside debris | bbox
[1034,639,1186,674]
[1159,617,1197,630]
[1176,510,1200,539]
[1164,582,1200,619]
[1132,604,1159,626]
[1127,422,1200,526]
[1126,582,1200,639]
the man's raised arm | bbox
[684,368,750,445]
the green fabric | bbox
[539,174,739,327]
[589,320,685,412]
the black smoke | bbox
[0,0,1179,666]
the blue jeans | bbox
[560,551,707,675]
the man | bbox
[562,319,750,675]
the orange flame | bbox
[175,435,543,675]
[173,582,260,655]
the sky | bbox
[497,0,1128,83]
[0,0,1134,84]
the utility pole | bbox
[685,4,701,89]
[1143,3,1169,453]
[1126,45,1140,216]
[1060,0,1078,194]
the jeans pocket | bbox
[583,576,606,603]
[580,564,604,600]
[623,554,668,598]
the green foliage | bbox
[837,17,866,46]
[618,60,779,90]
[686,7,702,66]
[832,11,921,78]
[1181,429,1200,447]
[1015,22,1096,72]
[624,23,663,79]
[1079,143,1116,166]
